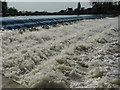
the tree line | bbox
[89,1,120,14]
[1,1,120,17]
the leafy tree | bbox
[2,1,8,16]
[7,7,18,14]
[119,1,120,5]
[74,2,81,15]
[81,7,85,10]
[77,2,81,10]
[118,1,120,7]
[19,11,22,14]
[59,10,66,14]
[89,0,120,14]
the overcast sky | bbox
[6,0,90,2]
[7,2,91,12]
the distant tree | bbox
[77,2,81,10]
[74,2,81,15]
[118,1,120,7]
[89,1,97,7]
[81,7,85,10]
[0,2,2,13]
[113,1,118,5]
[103,2,113,11]
[89,0,120,14]
[59,10,66,14]
[2,1,8,16]
[118,1,120,5]
[25,11,29,14]
[67,8,73,12]
[19,11,22,14]
[117,1,120,11]
[7,7,18,14]
[34,11,40,14]
[90,0,118,13]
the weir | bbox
[0,15,112,30]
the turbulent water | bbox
[0,33,2,89]
[1,17,120,88]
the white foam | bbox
[2,17,119,88]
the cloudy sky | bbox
[7,2,91,12]
[6,0,90,2]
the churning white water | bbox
[1,17,120,88]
